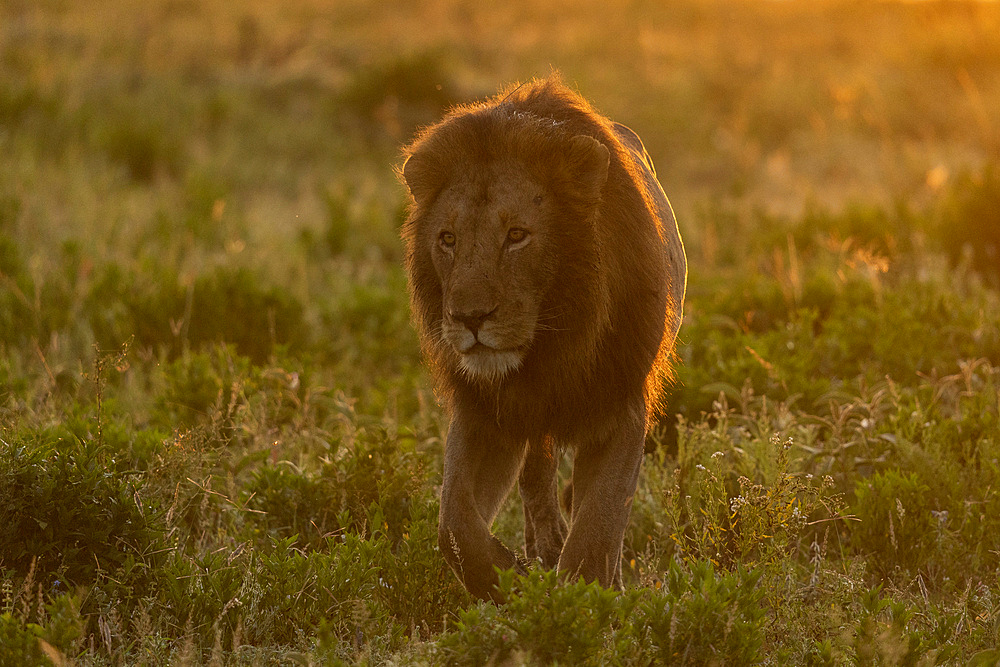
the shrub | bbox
[435,561,766,666]
[323,270,420,374]
[850,470,938,576]
[0,433,163,585]
[338,51,461,139]
[88,263,307,363]
[0,229,32,348]
[938,165,1000,284]
[435,569,622,666]
[0,614,52,667]
[156,533,389,648]
[187,267,307,363]
[83,90,187,182]
[848,587,952,665]
[641,561,766,665]
[244,426,427,548]
[648,427,838,570]
[154,346,255,427]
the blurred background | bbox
[4,0,998,253]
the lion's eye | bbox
[439,231,456,248]
[507,228,528,244]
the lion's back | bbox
[611,121,687,346]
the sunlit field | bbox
[2,0,1000,663]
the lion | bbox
[400,76,686,601]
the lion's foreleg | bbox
[438,416,528,601]
[557,407,646,589]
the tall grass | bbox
[2,0,1000,663]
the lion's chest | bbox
[459,356,641,446]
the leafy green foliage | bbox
[338,50,461,140]
[187,267,307,363]
[87,98,186,182]
[437,562,766,665]
[0,432,163,584]
[438,570,621,665]
[244,426,427,547]
[0,613,52,667]
[642,561,766,665]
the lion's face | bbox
[403,111,612,385]
[420,162,557,382]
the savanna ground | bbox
[2,0,1000,664]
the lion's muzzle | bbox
[442,306,527,381]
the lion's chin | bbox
[457,346,524,383]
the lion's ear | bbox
[402,151,445,206]
[565,135,610,200]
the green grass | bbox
[2,0,1000,664]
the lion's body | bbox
[401,77,686,600]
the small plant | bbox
[436,568,622,666]
[0,227,33,349]
[83,89,186,182]
[187,267,307,363]
[662,428,839,569]
[0,613,52,667]
[244,425,427,548]
[850,470,938,576]
[338,51,461,139]
[435,560,767,665]
[641,561,766,665]
[848,587,948,664]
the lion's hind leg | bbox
[557,406,646,589]
[519,436,568,568]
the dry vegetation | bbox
[2,0,1000,664]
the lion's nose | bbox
[451,306,497,336]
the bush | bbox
[435,569,623,666]
[0,614,52,667]
[154,346,255,427]
[0,230,33,349]
[435,561,766,666]
[338,51,461,139]
[244,426,427,548]
[83,90,187,182]
[938,165,1000,284]
[87,263,307,363]
[641,561,766,665]
[0,433,163,585]
[642,426,838,570]
[187,267,307,363]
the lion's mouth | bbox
[455,336,514,355]
[456,344,524,381]
[465,341,499,353]
[462,341,525,357]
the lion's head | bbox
[401,103,613,385]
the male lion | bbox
[400,77,686,600]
